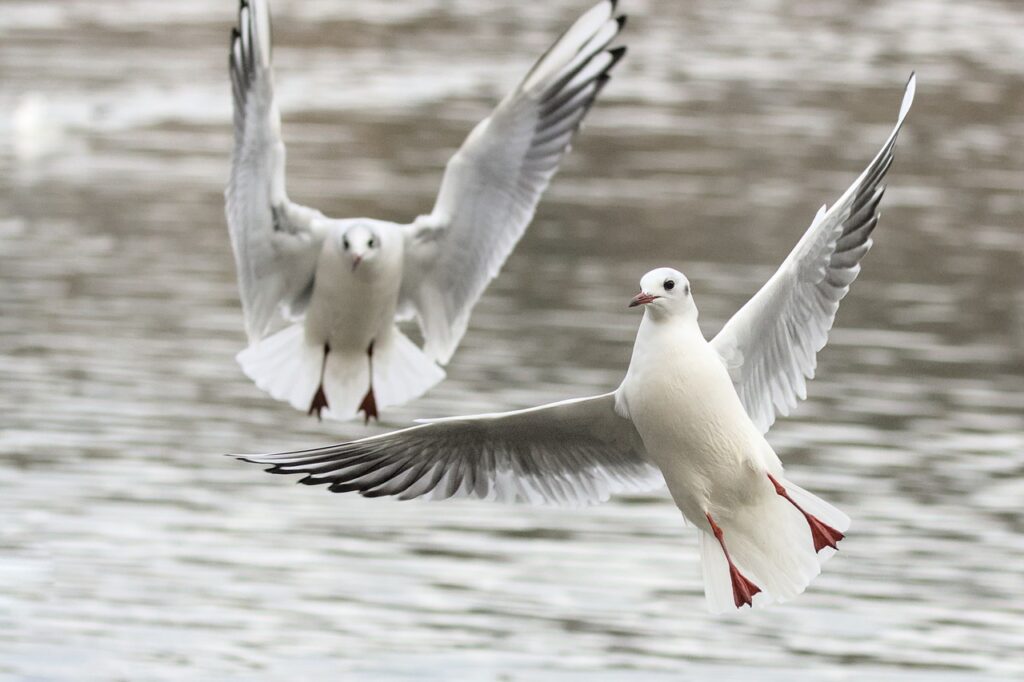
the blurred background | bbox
[1,0,1022,679]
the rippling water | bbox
[1,0,1022,679]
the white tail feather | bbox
[699,477,849,612]
[237,324,445,421]
[237,324,322,412]
[370,328,446,410]
[320,347,371,421]
[699,531,738,614]
[319,328,446,421]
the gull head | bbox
[629,268,695,319]
[339,224,381,271]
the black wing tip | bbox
[237,0,251,26]
[328,481,365,494]
[606,45,627,72]
[615,14,628,31]
[229,452,294,467]
[231,453,285,473]
[609,0,619,12]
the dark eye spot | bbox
[664,279,675,291]
[342,238,350,250]
[368,238,375,248]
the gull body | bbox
[619,269,835,605]
[226,0,629,421]
[621,271,777,531]
[236,75,916,612]
[304,221,403,352]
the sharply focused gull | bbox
[226,0,628,422]
[235,75,916,612]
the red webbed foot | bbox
[706,513,762,609]
[767,473,845,553]
[358,387,378,424]
[307,383,329,421]
[728,563,762,608]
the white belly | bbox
[304,240,401,353]
[622,322,771,524]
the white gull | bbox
[226,0,628,421]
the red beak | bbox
[629,292,659,308]
[352,255,363,271]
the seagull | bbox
[235,75,916,612]
[225,0,628,422]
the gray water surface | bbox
[1,1,1023,679]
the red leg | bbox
[705,513,761,608]
[307,343,330,420]
[358,341,378,424]
[767,473,844,552]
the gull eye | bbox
[342,238,350,250]
[664,279,675,291]
[368,238,375,248]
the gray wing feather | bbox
[399,1,627,364]
[236,392,663,507]
[711,74,916,434]
[226,0,324,343]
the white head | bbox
[339,224,381,271]
[628,267,696,320]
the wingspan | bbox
[711,74,916,433]
[226,0,326,343]
[235,392,663,506]
[399,1,628,364]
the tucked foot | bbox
[358,387,378,424]
[307,383,329,421]
[706,513,762,609]
[767,473,845,553]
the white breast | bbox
[304,223,404,352]
[621,313,770,522]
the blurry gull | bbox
[225,0,628,422]
[236,75,915,612]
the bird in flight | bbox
[226,0,628,422]
[236,76,915,611]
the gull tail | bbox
[365,327,446,418]
[237,323,324,413]
[237,324,445,421]
[699,476,850,613]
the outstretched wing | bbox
[711,74,916,434]
[400,1,627,364]
[226,0,326,343]
[235,392,663,506]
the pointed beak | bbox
[351,255,363,271]
[628,292,659,308]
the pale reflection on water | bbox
[1,0,1022,679]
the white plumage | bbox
[236,76,915,611]
[226,0,628,421]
